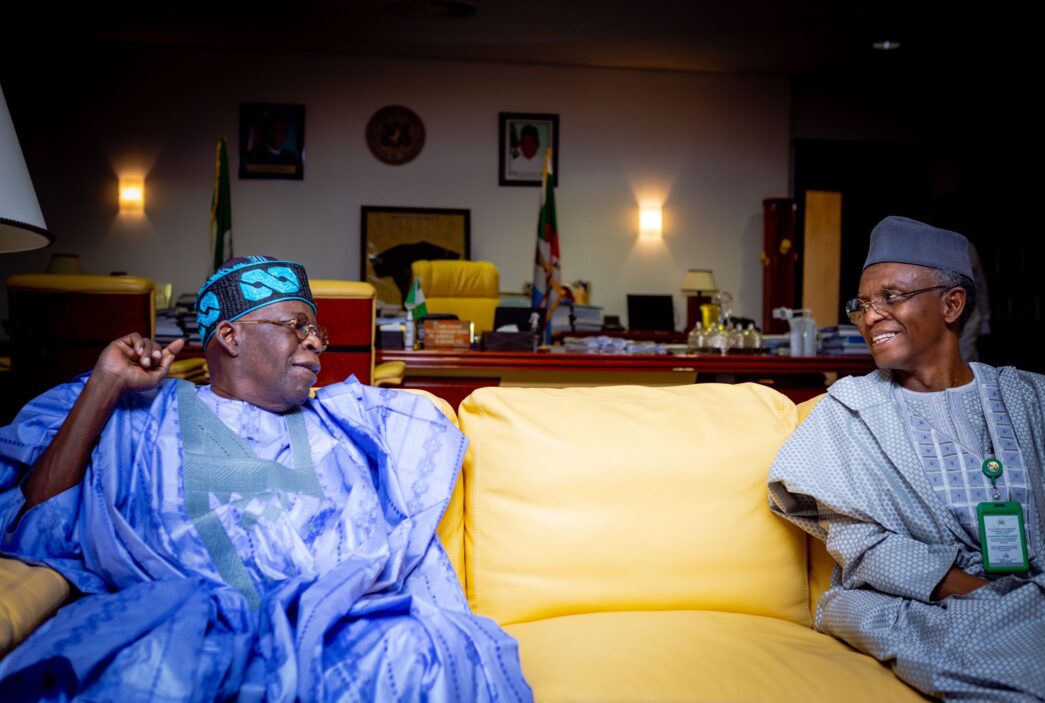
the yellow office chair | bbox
[310,280,404,387]
[410,260,500,334]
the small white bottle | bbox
[403,310,415,350]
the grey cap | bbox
[863,216,972,279]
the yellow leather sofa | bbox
[0,383,927,701]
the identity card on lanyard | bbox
[977,500,1030,573]
[974,381,1031,573]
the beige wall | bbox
[1,48,789,330]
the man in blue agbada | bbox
[0,256,532,702]
[768,218,1045,701]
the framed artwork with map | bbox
[360,206,471,308]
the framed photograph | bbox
[498,112,559,187]
[239,102,305,180]
[361,206,471,308]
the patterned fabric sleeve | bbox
[821,512,958,601]
[311,381,469,590]
[770,393,958,602]
[0,380,88,562]
[0,377,160,594]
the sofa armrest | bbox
[793,393,839,621]
[0,556,71,658]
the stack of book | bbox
[820,325,869,355]
[155,308,184,344]
[550,303,603,333]
[173,293,202,346]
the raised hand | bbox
[91,333,186,396]
[18,334,187,514]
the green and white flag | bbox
[404,277,428,319]
[210,137,232,272]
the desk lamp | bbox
[681,269,717,331]
[0,85,52,254]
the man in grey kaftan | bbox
[768,217,1045,702]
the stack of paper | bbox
[820,325,869,355]
[560,336,667,355]
[551,304,603,333]
[173,293,202,345]
[155,308,184,344]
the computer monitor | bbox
[493,306,545,333]
[626,294,675,332]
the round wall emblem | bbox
[366,105,425,165]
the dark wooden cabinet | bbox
[761,198,799,334]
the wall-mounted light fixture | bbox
[119,177,145,213]
[639,205,662,239]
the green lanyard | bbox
[978,433,1029,573]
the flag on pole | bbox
[532,148,564,343]
[210,137,232,272]
[404,277,428,319]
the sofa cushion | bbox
[504,609,930,702]
[459,383,809,627]
[0,556,71,657]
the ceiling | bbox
[7,1,1021,79]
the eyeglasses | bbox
[844,285,950,325]
[236,312,328,350]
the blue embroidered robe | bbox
[769,363,1045,702]
[0,377,531,702]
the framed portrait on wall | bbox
[361,206,471,308]
[498,112,559,187]
[239,102,305,180]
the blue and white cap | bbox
[196,256,315,348]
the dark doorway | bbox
[793,140,931,327]
[793,138,1043,372]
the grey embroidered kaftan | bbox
[768,363,1045,701]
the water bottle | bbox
[787,312,817,357]
[803,316,818,356]
[403,310,416,350]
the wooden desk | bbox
[377,349,876,408]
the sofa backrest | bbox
[457,383,811,627]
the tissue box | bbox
[378,327,405,349]
[483,331,538,352]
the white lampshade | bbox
[682,269,717,293]
[1,85,52,253]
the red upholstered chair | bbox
[1,274,156,422]
[6,273,155,392]
[310,280,404,387]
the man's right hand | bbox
[91,334,185,396]
[17,334,185,516]
[931,566,991,600]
